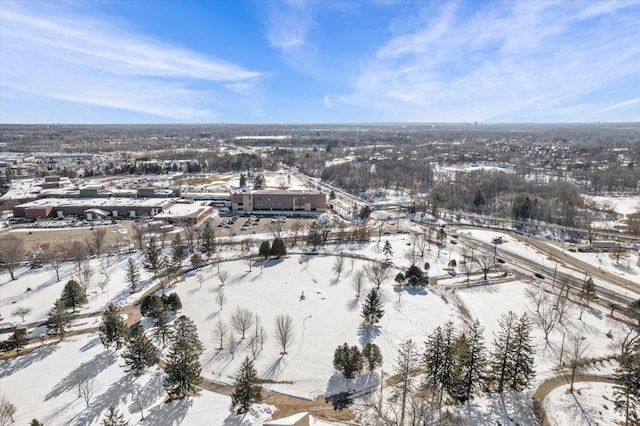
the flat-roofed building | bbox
[231,190,326,213]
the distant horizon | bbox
[2,1,639,124]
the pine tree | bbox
[122,326,157,377]
[61,279,87,312]
[270,238,287,259]
[144,236,162,277]
[101,405,129,426]
[199,222,216,260]
[259,241,271,260]
[30,419,43,426]
[333,343,364,379]
[490,311,517,393]
[153,311,171,348]
[509,313,535,390]
[171,316,204,354]
[394,339,420,426]
[7,327,28,355]
[231,357,263,414]
[361,288,384,324]
[424,325,446,404]
[99,304,129,350]
[163,315,204,399]
[140,295,164,318]
[48,299,71,341]
[362,343,383,371]
[382,241,393,260]
[172,234,186,264]
[125,258,140,293]
[613,340,640,426]
[451,320,487,403]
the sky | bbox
[1,0,639,124]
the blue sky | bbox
[1,0,639,124]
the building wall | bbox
[231,192,326,213]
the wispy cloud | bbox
[0,2,264,121]
[340,1,640,122]
[259,1,325,77]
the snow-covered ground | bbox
[1,229,631,425]
[545,382,623,426]
[0,333,274,425]
[585,195,640,217]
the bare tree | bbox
[79,377,96,408]
[352,269,365,298]
[88,227,107,256]
[244,254,254,272]
[363,263,389,290]
[0,234,25,280]
[11,306,32,322]
[68,240,87,271]
[196,274,204,289]
[99,254,113,294]
[332,256,345,280]
[217,269,230,287]
[459,258,475,283]
[216,289,227,311]
[535,299,562,341]
[270,222,285,239]
[274,314,294,355]
[231,307,254,339]
[132,222,147,250]
[477,254,495,281]
[0,395,17,425]
[182,225,197,253]
[289,220,305,246]
[75,262,93,296]
[526,285,549,315]
[228,332,236,359]
[567,335,589,392]
[213,319,228,350]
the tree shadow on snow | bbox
[79,336,102,352]
[345,298,360,312]
[357,324,381,346]
[140,394,192,426]
[45,349,118,400]
[0,344,59,379]
[405,286,428,296]
[72,374,136,425]
[261,356,286,381]
[127,370,166,420]
[325,371,380,398]
[263,259,283,268]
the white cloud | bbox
[0,2,264,121]
[339,1,640,122]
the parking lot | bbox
[211,214,315,239]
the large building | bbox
[12,197,174,219]
[231,190,326,214]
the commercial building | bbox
[230,190,326,214]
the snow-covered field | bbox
[585,195,640,217]
[545,382,623,426]
[1,229,632,425]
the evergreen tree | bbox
[48,299,71,341]
[172,234,186,264]
[171,315,204,354]
[30,419,43,426]
[451,320,487,403]
[333,343,364,379]
[394,339,420,426]
[361,288,385,324]
[140,295,164,318]
[362,343,383,371]
[231,356,263,414]
[144,236,162,277]
[122,326,157,377]
[259,241,271,260]
[153,311,171,348]
[125,258,140,293]
[306,222,322,249]
[490,311,517,393]
[613,339,640,425]
[509,313,535,390]
[270,238,287,259]
[61,279,87,312]
[99,304,129,350]
[7,327,27,355]
[163,315,203,398]
[166,293,182,311]
[199,222,216,260]
[101,406,129,426]
[382,241,393,260]
[239,173,247,188]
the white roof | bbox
[265,412,309,425]
[16,197,174,209]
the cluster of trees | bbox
[370,313,535,424]
[258,238,287,260]
[612,327,640,425]
[333,342,382,379]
